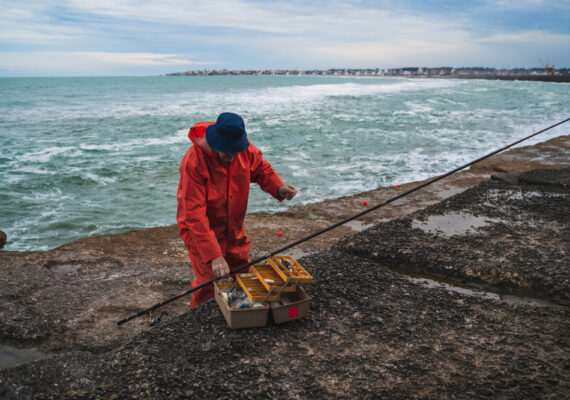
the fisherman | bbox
[176,112,297,307]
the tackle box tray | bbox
[267,255,313,284]
[214,282,270,329]
[236,273,282,303]
[251,264,297,294]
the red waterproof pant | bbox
[188,248,250,307]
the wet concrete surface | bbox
[0,135,568,398]
[0,345,45,371]
[338,167,569,304]
[1,248,568,399]
[403,273,563,309]
[411,212,501,237]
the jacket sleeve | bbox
[177,154,222,263]
[249,144,285,200]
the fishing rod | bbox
[117,117,569,326]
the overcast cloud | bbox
[1,0,568,76]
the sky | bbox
[1,0,569,76]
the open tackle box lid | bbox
[251,263,297,294]
[236,273,282,303]
[243,255,313,303]
[266,255,313,285]
[217,255,313,304]
[219,255,312,304]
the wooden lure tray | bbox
[251,264,297,294]
[236,273,282,303]
[267,255,313,284]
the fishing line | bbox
[117,117,569,326]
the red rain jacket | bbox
[177,121,284,306]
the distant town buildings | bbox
[166,66,569,79]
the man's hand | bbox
[211,256,230,278]
[278,184,297,200]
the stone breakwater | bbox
[0,135,568,399]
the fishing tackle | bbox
[148,311,169,326]
[281,259,294,272]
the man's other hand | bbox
[278,184,297,200]
[211,256,230,278]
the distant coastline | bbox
[165,67,570,83]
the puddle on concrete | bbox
[51,264,81,274]
[405,275,560,308]
[478,206,564,232]
[286,247,313,260]
[391,198,409,206]
[102,272,127,281]
[412,213,502,237]
[435,186,465,199]
[0,344,46,370]
[344,220,374,232]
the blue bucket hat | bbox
[206,112,250,153]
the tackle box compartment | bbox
[270,286,310,324]
[214,282,270,329]
[267,255,313,285]
[236,273,282,303]
[251,263,297,294]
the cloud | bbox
[75,52,210,66]
[0,51,213,76]
[476,30,570,44]
[63,0,300,34]
[487,0,567,9]
[3,1,466,40]
[311,40,468,65]
[0,8,74,43]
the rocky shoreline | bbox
[0,135,568,399]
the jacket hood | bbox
[188,121,215,153]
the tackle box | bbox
[214,255,313,328]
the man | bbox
[177,112,297,307]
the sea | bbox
[1,75,569,251]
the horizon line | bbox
[2,65,569,79]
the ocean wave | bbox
[21,187,74,202]
[232,80,460,113]
[82,172,117,185]
[78,129,188,152]
[16,146,76,163]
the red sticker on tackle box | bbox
[288,306,298,318]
